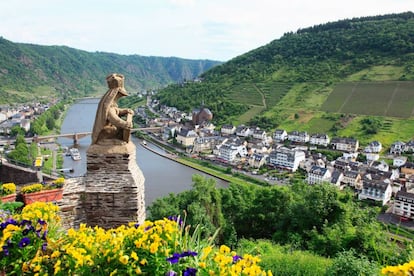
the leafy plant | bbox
[0,183,16,196]
[20,184,43,194]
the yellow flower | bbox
[219,245,231,254]
[119,255,129,265]
[135,267,142,274]
[140,258,148,266]
[130,251,139,261]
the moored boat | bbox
[69,148,81,161]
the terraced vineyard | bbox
[321,81,414,118]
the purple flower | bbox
[233,255,243,263]
[134,223,140,229]
[166,253,181,264]
[42,242,48,251]
[2,246,9,256]
[183,267,197,276]
[168,215,183,226]
[181,251,197,257]
[18,237,30,248]
[166,251,198,264]
[165,271,177,276]
[42,230,48,240]
[37,219,46,225]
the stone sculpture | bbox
[91,73,134,145]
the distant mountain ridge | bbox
[0,37,222,103]
[156,12,414,126]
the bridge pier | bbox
[73,134,79,145]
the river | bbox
[57,98,228,207]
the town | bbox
[2,97,414,223]
[138,98,414,220]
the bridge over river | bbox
[0,127,161,146]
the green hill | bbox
[156,12,414,146]
[0,37,221,103]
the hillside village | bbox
[140,99,414,220]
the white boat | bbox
[69,148,81,161]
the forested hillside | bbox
[0,37,221,103]
[156,12,414,142]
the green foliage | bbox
[0,37,221,103]
[6,134,31,165]
[149,175,411,267]
[361,117,383,135]
[9,125,25,137]
[237,239,332,276]
[325,250,379,276]
[156,12,414,125]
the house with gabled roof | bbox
[252,128,267,140]
[273,129,287,142]
[309,133,330,147]
[307,165,331,185]
[268,147,305,172]
[406,140,414,153]
[221,124,236,136]
[364,141,382,153]
[330,170,344,188]
[393,190,414,219]
[235,125,252,137]
[176,128,198,147]
[331,137,359,152]
[217,142,247,163]
[393,156,408,167]
[287,131,309,143]
[358,179,392,205]
[342,170,362,189]
[401,162,414,176]
[390,141,406,155]
[248,153,267,168]
[193,136,226,153]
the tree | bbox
[10,125,25,137]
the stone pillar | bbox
[83,142,145,228]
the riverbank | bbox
[140,139,268,186]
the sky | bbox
[0,0,413,61]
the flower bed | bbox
[20,179,65,204]
[0,202,271,275]
[0,183,17,203]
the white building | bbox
[221,124,236,136]
[393,190,414,219]
[309,133,330,147]
[235,125,252,137]
[358,180,392,206]
[248,153,267,168]
[307,165,331,185]
[176,128,198,147]
[393,156,408,167]
[287,131,309,143]
[252,128,267,140]
[390,141,406,155]
[273,129,287,142]
[218,143,247,163]
[364,141,382,153]
[268,147,305,172]
[331,137,359,152]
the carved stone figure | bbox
[91,73,134,145]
